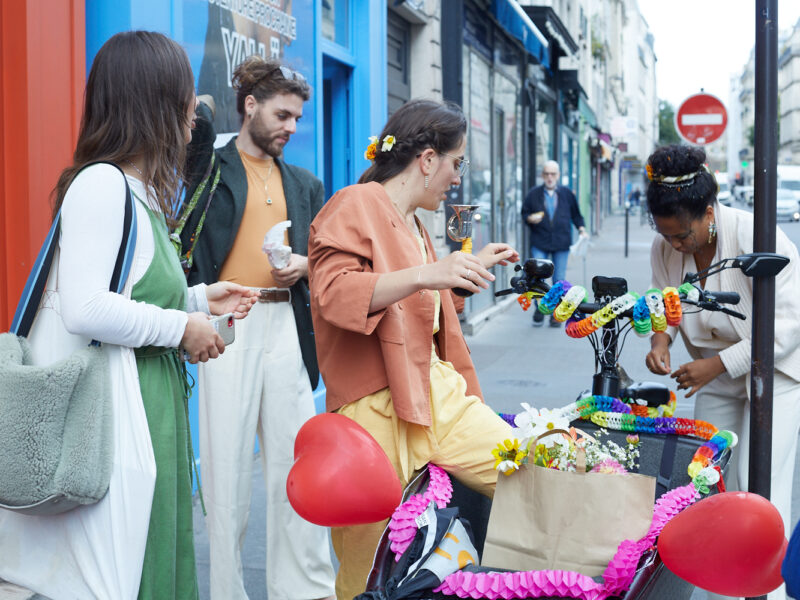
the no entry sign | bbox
[675,93,728,145]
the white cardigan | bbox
[58,164,207,348]
[651,202,800,382]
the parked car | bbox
[715,172,732,206]
[778,165,800,205]
[776,189,800,222]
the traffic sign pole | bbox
[749,1,778,573]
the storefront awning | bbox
[490,0,550,66]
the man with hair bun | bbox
[179,56,335,600]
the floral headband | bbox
[364,135,396,161]
[646,163,712,188]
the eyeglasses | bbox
[274,65,306,84]
[441,153,470,177]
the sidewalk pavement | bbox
[5,210,798,599]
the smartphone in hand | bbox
[181,312,236,361]
[210,312,235,346]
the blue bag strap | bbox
[10,161,137,338]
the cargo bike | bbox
[360,254,781,600]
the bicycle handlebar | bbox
[495,260,745,320]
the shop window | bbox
[493,71,521,288]
[322,0,349,47]
[465,49,494,314]
[387,11,411,115]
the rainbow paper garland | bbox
[520,280,695,338]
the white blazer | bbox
[650,202,800,382]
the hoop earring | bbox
[424,175,429,190]
[708,221,717,244]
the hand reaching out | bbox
[420,251,494,294]
[206,281,258,319]
[670,356,726,398]
[476,243,520,269]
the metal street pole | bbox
[624,203,629,258]
[749,9,778,598]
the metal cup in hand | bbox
[446,204,480,297]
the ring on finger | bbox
[464,269,472,280]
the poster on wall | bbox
[182,0,315,168]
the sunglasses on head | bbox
[274,65,306,84]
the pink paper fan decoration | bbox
[432,483,699,600]
[386,466,700,600]
[387,464,453,560]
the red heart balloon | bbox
[286,413,403,527]
[659,491,787,597]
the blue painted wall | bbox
[84,0,387,487]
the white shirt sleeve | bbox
[57,163,188,348]
[187,283,209,314]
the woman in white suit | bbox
[645,144,800,600]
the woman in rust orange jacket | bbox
[308,99,518,598]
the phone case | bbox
[212,313,235,346]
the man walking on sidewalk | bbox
[522,160,588,327]
[179,56,335,600]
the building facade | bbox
[779,18,800,165]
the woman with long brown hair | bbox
[47,31,255,597]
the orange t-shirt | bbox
[219,150,289,287]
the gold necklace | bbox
[240,152,275,205]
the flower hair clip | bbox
[364,135,397,161]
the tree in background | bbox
[658,100,680,146]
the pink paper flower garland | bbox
[431,483,700,600]
[385,463,700,599]
[387,464,453,559]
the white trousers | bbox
[694,369,800,600]
[199,299,335,600]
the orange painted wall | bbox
[0,0,85,330]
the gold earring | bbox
[708,221,717,243]
[424,175,429,189]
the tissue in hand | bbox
[262,220,292,269]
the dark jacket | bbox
[180,101,324,388]
[521,184,585,252]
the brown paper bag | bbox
[482,449,655,576]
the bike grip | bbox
[495,288,514,297]
[703,291,740,305]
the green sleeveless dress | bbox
[131,199,199,599]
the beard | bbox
[248,116,286,158]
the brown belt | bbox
[258,288,291,303]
